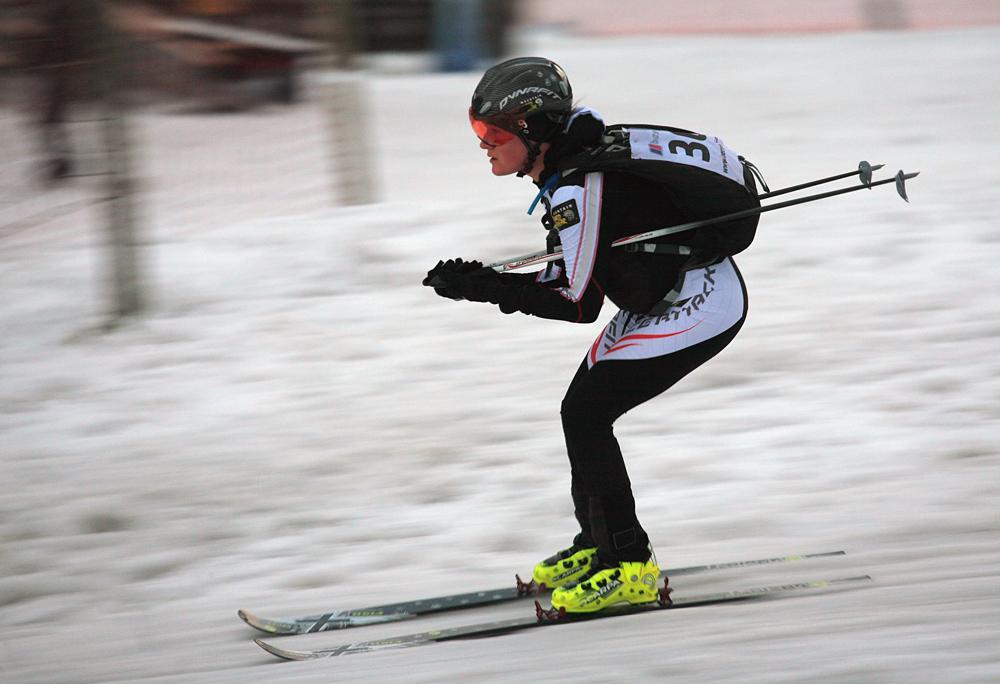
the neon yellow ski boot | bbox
[550,557,660,613]
[530,543,598,591]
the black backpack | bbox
[556,124,763,265]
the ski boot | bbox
[549,555,660,614]
[529,542,598,592]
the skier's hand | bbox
[423,258,483,281]
[452,266,503,303]
[423,260,456,299]
[423,259,485,300]
[423,261,521,313]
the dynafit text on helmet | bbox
[422,57,917,618]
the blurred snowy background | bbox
[2,1,999,682]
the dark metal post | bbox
[316,0,375,205]
[91,0,145,321]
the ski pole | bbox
[490,169,919,272]
[758,161,882,200]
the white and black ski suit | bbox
[431,121,759,563]
[487,131,757,562]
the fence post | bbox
[92,0,145,321]
[317,0,375,206]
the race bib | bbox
[627,127,745,186]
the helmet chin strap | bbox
[517,137,542,178]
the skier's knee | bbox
[561,396,611,440]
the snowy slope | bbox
[1,28,999,683]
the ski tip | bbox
[255,638,307,661]
[239,609,278,633]
[239,609,300,635]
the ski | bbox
[254,575,872,660]
[239,550,845,635]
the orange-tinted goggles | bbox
[469,109,518,146]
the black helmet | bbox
[470,57,572,143]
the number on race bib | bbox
[627,126,744,185]
[668,139,711,162]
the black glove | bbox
[423,258,485,300]
[451,265,503,303]
[451,267,524,314]
[423,259,523,313]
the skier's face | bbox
[480,136,529,177]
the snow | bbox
[2,27,999,683]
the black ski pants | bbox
[561,316,745,563]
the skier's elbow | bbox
[573,287,604,323]
[574,302,602,324]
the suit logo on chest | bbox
[551,199,580,229]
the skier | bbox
[424,57,762,613]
